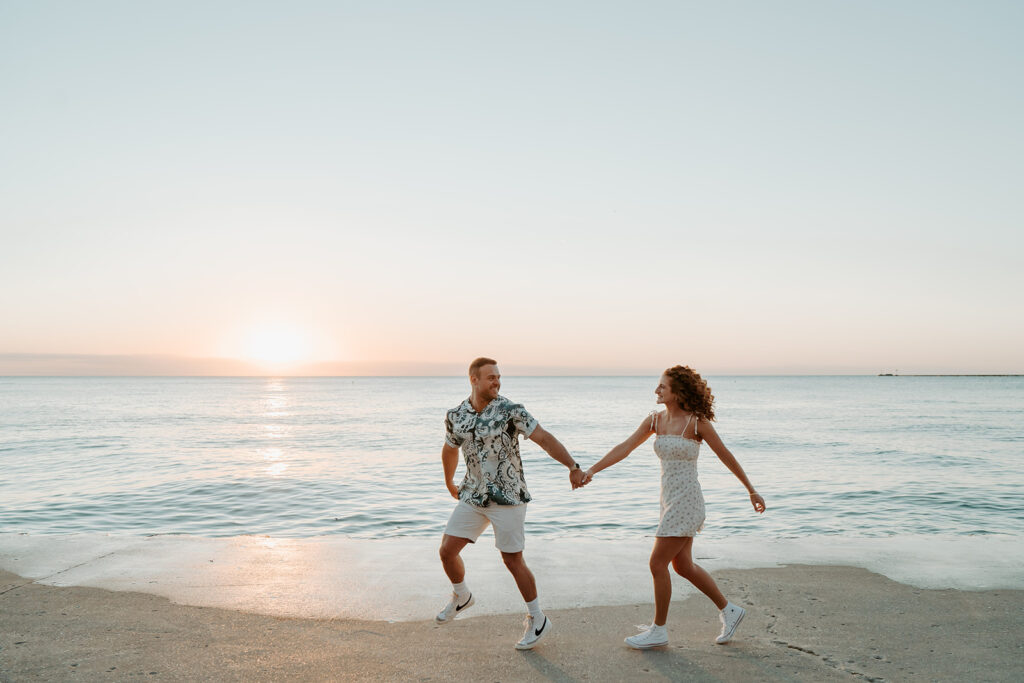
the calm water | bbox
[1,376,1022,541]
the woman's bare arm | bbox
[700,419,766,513]
[584,414,657,481]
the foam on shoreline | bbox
[1,532,1020,622]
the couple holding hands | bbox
[435,357,766,651]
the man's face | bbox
[471,364,501,400]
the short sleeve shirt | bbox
[444,395,538,506]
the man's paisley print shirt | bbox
[444,395,538,506]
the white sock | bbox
[526,598,544,621]
[452,581,470,598]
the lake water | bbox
[2,375,1022,619]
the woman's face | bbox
[655,374,676,405]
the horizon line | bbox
[3,374,1021,379]
[0,353,1019,377]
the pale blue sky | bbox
[2,1,1022,374]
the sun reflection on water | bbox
[260,380,291,476]
[261,424,286,439]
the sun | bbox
[244,325,310,366]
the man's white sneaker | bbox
[715,603,745,644]
[434,592,474,624]
[625,623,669,649]
[514,614,552,650]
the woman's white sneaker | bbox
[625,624,669,649]
[715,603,745,644]
[435,592,474,624]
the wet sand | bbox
[2,565,1022,681]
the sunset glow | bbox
[243,326,310,367]
[0,3,1021,375]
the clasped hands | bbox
[569,466,594,490]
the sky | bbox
[2,1,1022,375]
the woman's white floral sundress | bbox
[652,412,706,537]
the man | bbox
[435,357,586,650]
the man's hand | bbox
[569,467,587,489]
[446,480,459,500]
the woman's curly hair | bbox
[664,365,716,421]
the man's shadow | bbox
[520,651,578,683]
[520,647,718,682]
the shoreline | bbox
[3,564,1022,681]
[2,533,1022,623]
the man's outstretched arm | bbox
[529,426,586,488]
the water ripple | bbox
[1,376,1023,539]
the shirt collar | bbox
[462,395,502,415]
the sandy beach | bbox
[2,564,1021,682]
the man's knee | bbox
[439,544,452,562]
[500,550,525,569]
[439,536,465,562]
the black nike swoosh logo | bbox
[534,617,547,636]
[455,594,472,611]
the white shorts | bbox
[443,500,528,553]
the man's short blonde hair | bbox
[469,357,498,377]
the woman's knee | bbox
[672,557,695,577]
[649,555,671,575]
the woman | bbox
[583,365,766,649]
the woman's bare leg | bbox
[671,538,727,610]
[649,537,689,626]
